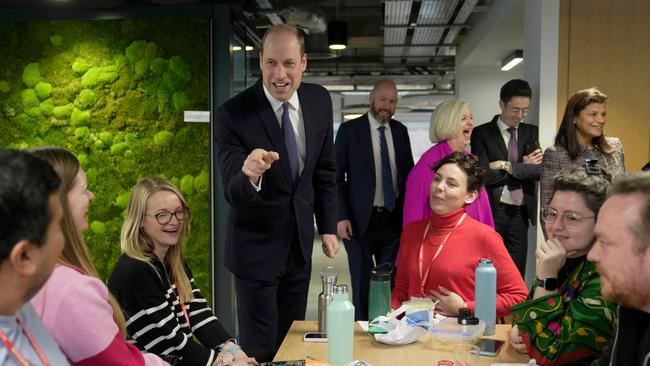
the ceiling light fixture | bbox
[344,113,363,120]
[323,84,355,91]
[501,50,523,71]
[328,0,347,50]
[245,46,254,51]
[328,20,347,50]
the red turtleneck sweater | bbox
[392,208,527,316]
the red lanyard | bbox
[418,213,466,294]
[163,261,192,329]
[0,317,51,366]
[180,302,191,328]
[169,276,191,328]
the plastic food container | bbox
[429,317,485,350]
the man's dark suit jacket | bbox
[470,115,540,223]
[214,81,337,280]
[335,114,414,236]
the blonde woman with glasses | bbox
[29,147,169,365]
[510,165,617,365]
[108,177,257,366]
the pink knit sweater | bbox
[31,264,169,366]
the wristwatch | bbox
[536,277,559,291]
[501,161,512,174]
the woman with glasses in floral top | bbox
[108,177,258,366]
[509,165,617,366]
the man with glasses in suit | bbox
[471,79,542,276]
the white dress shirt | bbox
[497,116,524,206]
[368,111,398,207]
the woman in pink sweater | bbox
[392,152,527,316]
[29,147,168,366]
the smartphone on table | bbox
[303,332,328,343]
[260,360,306,366]
[477,339,506,356]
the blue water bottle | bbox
[475,258,497,335]
[327,284,355,366]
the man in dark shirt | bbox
[589,171,650,365]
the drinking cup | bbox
[453,344,480,366]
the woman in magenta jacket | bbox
[403,100,493,228]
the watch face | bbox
[544,278,559,290]
[537,277,559,291]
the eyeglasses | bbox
[541,207,595,227]
[507,107,529,117]
[145,207,189,225]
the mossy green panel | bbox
[0,19,212,303]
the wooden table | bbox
[274,321,530,366]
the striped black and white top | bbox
[108,254,232,366]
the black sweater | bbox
[592,306,650,366]
[108,254,232,366]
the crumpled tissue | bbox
[371,305,428,345]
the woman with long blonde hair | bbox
[29,146,168,365]
[108,177,257,366]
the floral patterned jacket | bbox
[511,260,617,366]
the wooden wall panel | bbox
[558,0,650,171]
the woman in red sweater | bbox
[392,152,527,316]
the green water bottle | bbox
[327,284,354,366]
[368,262,392,322]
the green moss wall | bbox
[0,19,212,301]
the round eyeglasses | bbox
[145,207,189,225]
[541,207,595,227]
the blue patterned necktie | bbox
[281,102,299,182]
[507,127,524,201]
[378,126,395,211]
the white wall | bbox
[456,65,523,126]
[524,0,560,151]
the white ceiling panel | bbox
[385,0,412,25]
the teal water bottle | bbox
[327,284,355,366]
[475,258,497,335]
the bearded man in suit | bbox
[335,79,413,320]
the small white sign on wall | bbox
[184,110,210,123]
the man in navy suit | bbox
[335,80,414,320]
[470,79,542,276]
[214,24,339,360]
